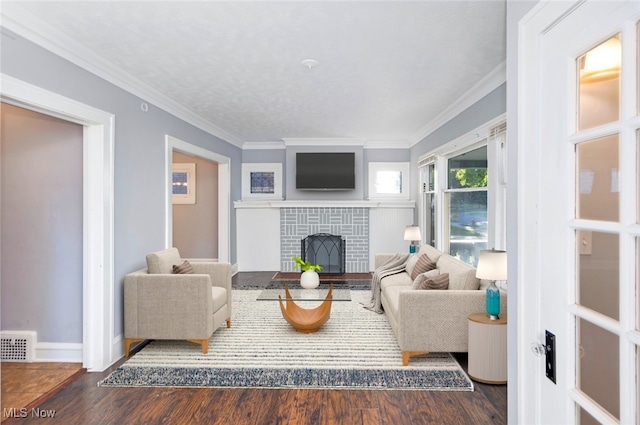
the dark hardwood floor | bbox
[1,272,507,424]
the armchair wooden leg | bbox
[402,351,429,366]
[226,318,231,328]
[187,339,209,354]
[124,338,144,357]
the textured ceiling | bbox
[2,1,506,147]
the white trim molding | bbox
[35,343,83,363]
[1,73,116,372]
[283,138,366,147]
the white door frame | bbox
[165,136,230,262]
[1,73,116,372]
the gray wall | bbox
[1,103,83,343]
[242,146,410,200]
[172,152,218,259]
[409,83,507,220]
[1,29,242,342]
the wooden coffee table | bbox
[277,284,333,333]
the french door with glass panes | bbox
[519,2,640,424]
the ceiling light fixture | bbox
[300,58,319,69]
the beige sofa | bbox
[124,248,232,356]
[377,244,507,366]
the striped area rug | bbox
[99,290,473,391]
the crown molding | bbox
[409,61,506,147]
[282,138,366,147]
[242,141,286,150]
[0,6,244,148]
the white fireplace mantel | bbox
[233,199,416,209]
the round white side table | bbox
[467,313,507,384]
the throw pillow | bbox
[172,260,194,274]
[410,254,437,280]
[417,272,450,290]
[404,254,420,276]
[411,268,440,290]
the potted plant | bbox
[291,256,323,289]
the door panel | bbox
[519,2,640,423]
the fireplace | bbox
[301,233,345,275]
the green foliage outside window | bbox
[455,168,487,188]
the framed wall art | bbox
[172,163,196,204]
[241,163,283,200]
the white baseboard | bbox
[35,342,83,363]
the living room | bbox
[3,1,640,423]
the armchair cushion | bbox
[146,247,181,274]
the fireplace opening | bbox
[301,233,345,275]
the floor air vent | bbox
[1,331,36,362]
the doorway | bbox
[1,103,83,353]
[165,136,230,262]
[1,74,115,372]
[172,151,219,258]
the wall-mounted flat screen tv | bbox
[296,152,355,190]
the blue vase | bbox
[486,281,500,320]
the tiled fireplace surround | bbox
[234,200,415,273]
[280,207,369,273]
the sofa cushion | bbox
[146,247,182,274]
[172,260,194,274]
[380,272,412,291]
[411,269,440,289]
[382,285,405,318]
[410,254,437,280]
[417,272,449,290]
[436,254,480,290]
[404,254,420,276]
[418,244,445,263]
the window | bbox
[446,146,488,266]
[419,159,436,246]
[368,162,410,199]
[418,119,506,266]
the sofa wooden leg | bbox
[124,338,144,357]
[187,339,209,354]
[402,351,429,366]
[226,318,231,328]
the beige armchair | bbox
[124,247,232,356]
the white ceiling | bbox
[2,1,506,148]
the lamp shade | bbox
[403,225,422,241]
[476,249,507,280]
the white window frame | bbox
[368,162,410,200]
[417,115,506,263]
